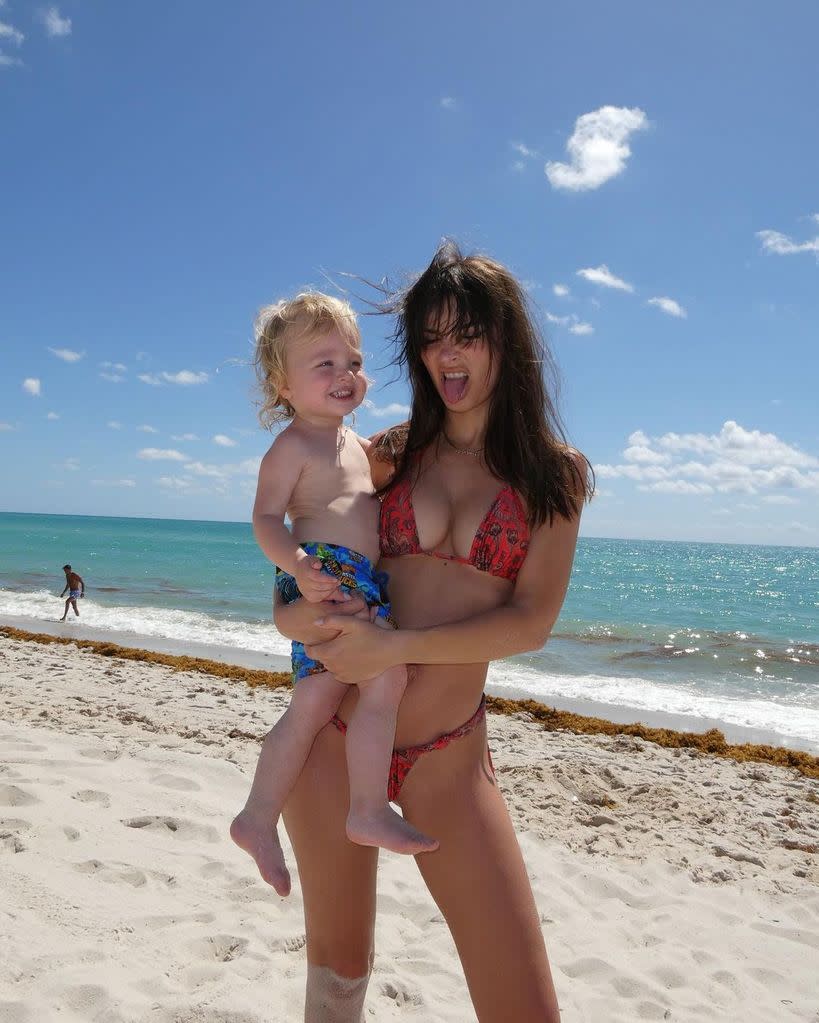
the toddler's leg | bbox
[231,671,346,894]
[345,666,438,855]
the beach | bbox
[1,630,817,1022]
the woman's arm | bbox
[305,503,583,682]
[274,587,367,645]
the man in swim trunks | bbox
[59,564,85,621]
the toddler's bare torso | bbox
[287,427,380,563]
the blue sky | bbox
[2,1,817,546]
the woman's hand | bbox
[305,615,400,684]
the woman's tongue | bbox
[442,373,468,403]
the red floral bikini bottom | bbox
[330,695,492,803]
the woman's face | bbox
[419,304,499,414]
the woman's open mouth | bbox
[442,371,468,403]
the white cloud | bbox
[184,461,227,479]
[0,422,15,431]
[137,448,187,462]
[0,52,24,68]
[47,411,60,420]
[91,479,137,489]
[512,160,526,173]
[99,372,125,383]
[100,361,127,372]
[658,421,817,468]
[62,457,80,471]
[184,457,261,480]
[596,420,819,498]
[577,264,634,293]
[623,439,672,465]
[511,142,538,159]
[172,432,199,442]
[647,297,687,318]
[546,105,648,192]
[366,401,410,419]
[0,20,24,45]
[213,434,237,447]
[545,310,594,336]
[41,6,71,37]
[107,420,122,430]
[137,424,159,434]
[440,96,458,111]
[138,370,209,386]
[553,284,570,297]
[757,228,819,256]
[23,378,41,396]
[639,480,714,495]
[48,346,85,362]
[762,495,799,505]
[157,475,195,491]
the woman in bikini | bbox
[274,240,593,1022]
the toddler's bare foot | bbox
[346,806,438,855]
[230,810,291,895]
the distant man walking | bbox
[59,564,85,621]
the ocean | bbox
[1,512,817,752]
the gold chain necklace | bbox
[443,431,484,457]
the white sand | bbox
[1,634,818,1022]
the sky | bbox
[1,1,817,546]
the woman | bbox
[274,241,593,1022]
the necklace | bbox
[443,431,484,457]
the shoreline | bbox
[3,623,817,779]
[2,605,817,755]
[4,611,817,756]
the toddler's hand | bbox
[294,556,347,604]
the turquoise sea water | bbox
[1,512,817,749]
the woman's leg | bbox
[398,715,561,1023]
[283,719,379,1022]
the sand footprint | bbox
[74,858,177,888]
[59,983,118,1019]
[72,789,112,808]
[189,934,249,962]
[75,858,148,887]
[150,773,201,792]
[121,815,219,843]
[0,784,39,807]
[78,747,121,762]
[0,818,30,853]
[379,980,424,1008]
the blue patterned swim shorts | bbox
[276,542,394,682]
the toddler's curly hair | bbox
[253,292,361,428]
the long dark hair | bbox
[375,241,594,527]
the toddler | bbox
[230,293,437,895]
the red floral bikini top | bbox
[379,472,530,582]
